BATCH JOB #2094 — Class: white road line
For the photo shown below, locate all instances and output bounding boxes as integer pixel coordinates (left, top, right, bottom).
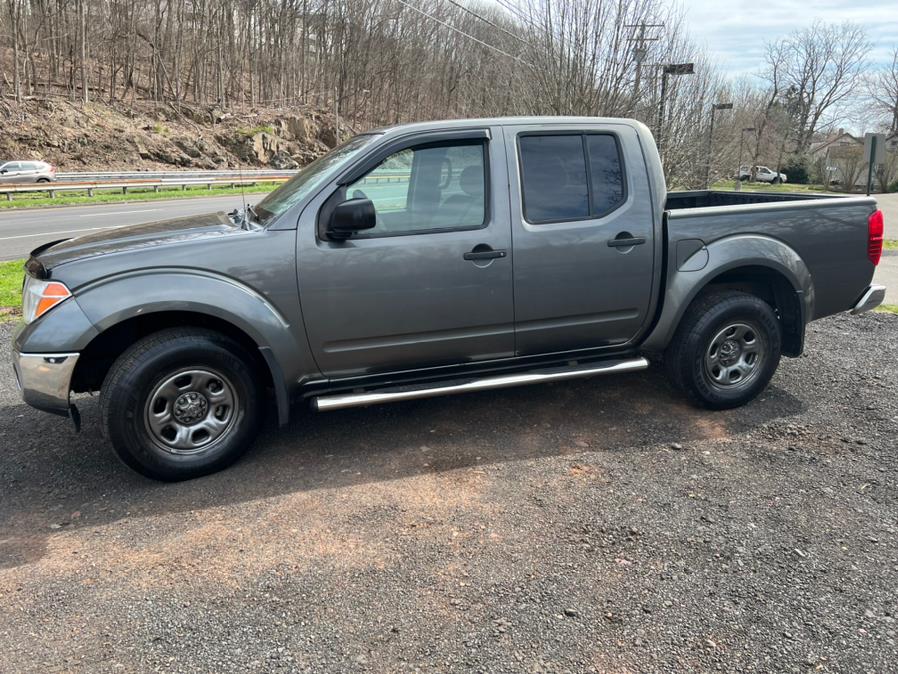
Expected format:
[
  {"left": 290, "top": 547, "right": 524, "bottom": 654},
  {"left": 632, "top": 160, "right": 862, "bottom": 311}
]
[
  {"left": 0, "top": 226, "right": 106, "bottom": 241},
  {"left": 77, "top": 209, "right": 160, "bottom": 217}
]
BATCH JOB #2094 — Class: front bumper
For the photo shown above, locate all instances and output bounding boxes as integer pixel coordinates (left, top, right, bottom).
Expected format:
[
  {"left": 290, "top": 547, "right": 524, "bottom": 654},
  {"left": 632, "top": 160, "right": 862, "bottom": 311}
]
[
  {"left": 851, "top": 285, "right": 886, "bottom": 315},
  {"left": 11, "top": 350, "right": 80, "bottom": 416}
]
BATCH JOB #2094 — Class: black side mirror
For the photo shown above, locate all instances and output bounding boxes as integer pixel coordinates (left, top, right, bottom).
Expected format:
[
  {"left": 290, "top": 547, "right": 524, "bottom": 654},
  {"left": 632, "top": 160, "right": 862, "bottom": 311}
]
[
  {"left": 328, "top": 198, "right": 376, "bottom": 240},
  {"left": 0, "top": 169, "right": 7, "bottom": 174}
]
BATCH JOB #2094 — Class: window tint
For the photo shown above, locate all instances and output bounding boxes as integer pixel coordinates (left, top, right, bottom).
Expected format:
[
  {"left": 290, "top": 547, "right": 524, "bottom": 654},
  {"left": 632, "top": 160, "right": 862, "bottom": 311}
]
[
  {"left": 347, "top": 140, "right": 486, "bottom": 236},
  {"left": 519, "top": 135, "right": 588, "bottom": 222},
  {"left": 585, "top": 135, "right": 625, "bottom": 216},
  {"left": 519, "top": 133, "right": 626, "bottom": 223},
  {"left": 4, "top": 162, "right": 21, "bottom": 170}
]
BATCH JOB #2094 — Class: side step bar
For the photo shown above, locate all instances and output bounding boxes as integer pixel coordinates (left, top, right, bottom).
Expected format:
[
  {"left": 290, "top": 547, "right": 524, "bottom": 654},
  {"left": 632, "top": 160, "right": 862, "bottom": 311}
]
[{"left": 312, "top": 356, "right": 649, "bottom": 412}]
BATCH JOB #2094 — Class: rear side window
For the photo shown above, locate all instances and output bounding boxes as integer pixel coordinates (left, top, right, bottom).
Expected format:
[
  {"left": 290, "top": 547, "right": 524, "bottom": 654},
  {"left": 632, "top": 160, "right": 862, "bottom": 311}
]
[{"left": 518, "top": 133, "right": 625, "bottom": 224}]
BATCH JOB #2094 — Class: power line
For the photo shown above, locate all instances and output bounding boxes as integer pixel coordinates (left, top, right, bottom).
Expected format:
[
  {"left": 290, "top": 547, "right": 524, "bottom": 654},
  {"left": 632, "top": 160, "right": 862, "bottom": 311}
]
[
  {"left": 493, "top": 0, "right": 542, "bottom": 34},
  {"left": 393, "top": 0, "right": 534, "bottom": 68},
  {"left": 438, "top": 0, "right": 532, "bottom": 48}
]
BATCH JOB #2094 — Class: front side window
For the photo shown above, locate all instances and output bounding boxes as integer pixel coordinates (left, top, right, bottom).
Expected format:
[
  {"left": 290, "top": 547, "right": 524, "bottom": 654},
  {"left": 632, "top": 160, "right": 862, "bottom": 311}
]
[
  {"left": 518, "top": 133, "right": 626, "bottom": 224},
  {"left": 346, "top": 140, "right": 486, "bottom": 237}
]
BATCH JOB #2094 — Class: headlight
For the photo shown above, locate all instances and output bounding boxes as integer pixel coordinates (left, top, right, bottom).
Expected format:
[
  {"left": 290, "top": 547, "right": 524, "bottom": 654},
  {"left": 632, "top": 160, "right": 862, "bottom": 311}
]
[{"left": 22, "top": 277, "right": 72, "bottom": 324}]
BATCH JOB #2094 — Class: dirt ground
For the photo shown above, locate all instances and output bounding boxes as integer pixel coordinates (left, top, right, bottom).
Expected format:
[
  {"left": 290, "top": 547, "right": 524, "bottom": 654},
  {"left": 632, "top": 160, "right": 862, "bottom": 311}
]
[{"left": 1, "top": 312, "right": 897, "bottom": 673}]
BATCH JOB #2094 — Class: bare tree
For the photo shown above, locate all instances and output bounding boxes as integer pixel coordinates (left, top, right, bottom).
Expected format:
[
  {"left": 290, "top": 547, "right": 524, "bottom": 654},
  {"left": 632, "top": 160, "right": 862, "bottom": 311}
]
[
  {"left": 868, "top": 46, "right": 898, "bottom": 134},
  {"left": 762, "top": 21, "right": 870, "bottom": 156}
]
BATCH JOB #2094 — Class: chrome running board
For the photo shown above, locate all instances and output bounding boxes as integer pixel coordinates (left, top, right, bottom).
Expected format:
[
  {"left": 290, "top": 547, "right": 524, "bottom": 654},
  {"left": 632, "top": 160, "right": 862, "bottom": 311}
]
[{"left": 312, "top": 356, "right": 649, "bottom": 412}]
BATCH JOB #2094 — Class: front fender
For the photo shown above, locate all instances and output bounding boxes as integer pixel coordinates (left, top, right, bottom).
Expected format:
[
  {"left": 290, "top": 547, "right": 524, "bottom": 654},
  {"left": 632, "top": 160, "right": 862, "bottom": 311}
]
[
  {"left": 74, "top": 270, "right": 315, "bottom": 424},
  {"left": 641, "top": 234, "right": 813, "bottom": 353}
]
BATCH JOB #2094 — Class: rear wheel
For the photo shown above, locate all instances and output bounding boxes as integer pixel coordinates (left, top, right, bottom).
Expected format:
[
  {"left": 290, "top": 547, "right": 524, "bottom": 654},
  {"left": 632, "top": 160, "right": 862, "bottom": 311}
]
[
  {"left": 36, "top": 177, "right": 50, "bottom": 183},
  {"left": 100, "top": 328, "right": 264, "bottom": 481},
  {"left": 665, "top": 290, "right": 782, "bottom": 409}
]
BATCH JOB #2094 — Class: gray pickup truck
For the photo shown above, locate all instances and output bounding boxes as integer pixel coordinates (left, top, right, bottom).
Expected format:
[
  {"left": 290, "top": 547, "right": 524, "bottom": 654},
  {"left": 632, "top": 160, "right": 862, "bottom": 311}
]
[{"left": 12, "top": 117, "right": 886, "bottom": 480}]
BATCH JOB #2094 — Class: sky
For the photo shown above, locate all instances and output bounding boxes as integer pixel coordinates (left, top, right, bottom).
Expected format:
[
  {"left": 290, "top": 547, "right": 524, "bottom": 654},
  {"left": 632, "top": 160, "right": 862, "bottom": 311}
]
[{"left": 681, "top": 0, "right": 898, "bottom": 78}]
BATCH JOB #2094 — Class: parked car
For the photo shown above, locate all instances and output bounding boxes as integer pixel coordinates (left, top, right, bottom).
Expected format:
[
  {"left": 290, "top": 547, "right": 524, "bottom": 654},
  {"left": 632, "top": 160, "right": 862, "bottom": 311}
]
[
  {"left": 12, "top": 117, "right": 886, "bottom": 480},
  {"left": 737, "top": 164, "right": 787, "bottom": 184},
  {"left": 0, "top": 160, "right": 56, "bottom": 183}
]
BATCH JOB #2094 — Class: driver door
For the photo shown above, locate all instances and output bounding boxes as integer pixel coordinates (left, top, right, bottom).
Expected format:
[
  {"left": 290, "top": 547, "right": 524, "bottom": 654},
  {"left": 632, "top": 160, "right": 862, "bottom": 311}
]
[{"left": 297, "top": 128, "right": 515, "bottom": 378}]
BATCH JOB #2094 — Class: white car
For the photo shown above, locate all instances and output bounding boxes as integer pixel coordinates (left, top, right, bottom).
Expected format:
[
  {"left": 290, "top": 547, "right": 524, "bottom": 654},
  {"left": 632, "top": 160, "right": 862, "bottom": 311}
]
[{"left": 737, "top": 165, "right": 787, "bottom": 184}]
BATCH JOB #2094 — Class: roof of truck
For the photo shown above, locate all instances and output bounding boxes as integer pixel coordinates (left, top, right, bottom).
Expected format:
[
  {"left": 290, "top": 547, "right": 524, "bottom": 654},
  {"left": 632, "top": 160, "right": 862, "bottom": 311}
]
[{"left": 367, "top": 116, "right": 647, "bottom": 136}]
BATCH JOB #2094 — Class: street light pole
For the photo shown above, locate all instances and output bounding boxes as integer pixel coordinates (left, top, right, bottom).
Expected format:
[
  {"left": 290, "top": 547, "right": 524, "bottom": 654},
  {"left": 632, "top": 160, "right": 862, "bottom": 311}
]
[
  {"left": 655, "top": 62, "right": 694, "bottom": 162},
  {"left": 736, "top": 127, "right": 756, "bottom": 192},
  {"left": 705, "top": 102, "right": 732, "bottom": 189}
]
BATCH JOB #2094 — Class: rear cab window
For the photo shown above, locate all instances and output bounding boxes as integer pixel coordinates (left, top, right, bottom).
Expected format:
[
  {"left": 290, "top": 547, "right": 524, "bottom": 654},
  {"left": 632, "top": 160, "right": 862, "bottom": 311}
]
[{"left": 518, "top": 132, "right": 626, "bottom": 224}]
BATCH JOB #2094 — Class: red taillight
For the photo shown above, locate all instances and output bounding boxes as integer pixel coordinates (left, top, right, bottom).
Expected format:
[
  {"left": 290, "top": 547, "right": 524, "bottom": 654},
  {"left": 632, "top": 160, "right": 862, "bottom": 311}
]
[{"left": 868, "top": 209, "right": 884, "bottom": 266}]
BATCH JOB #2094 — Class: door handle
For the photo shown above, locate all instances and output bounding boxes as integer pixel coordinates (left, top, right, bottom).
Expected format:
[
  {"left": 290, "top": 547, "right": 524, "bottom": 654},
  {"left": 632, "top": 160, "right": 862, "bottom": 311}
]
[
  {"left": 607, "top": 233, "right": 646, "bottom": 248},
  {"left": 464, "top": 246, "right": 507, "bottom": 261}
]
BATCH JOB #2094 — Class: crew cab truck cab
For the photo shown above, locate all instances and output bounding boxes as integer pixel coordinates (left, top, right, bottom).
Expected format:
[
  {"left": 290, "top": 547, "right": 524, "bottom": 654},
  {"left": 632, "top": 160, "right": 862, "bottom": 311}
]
[{"left": 12, "top": 117, "right": 887, "bottom": 481}]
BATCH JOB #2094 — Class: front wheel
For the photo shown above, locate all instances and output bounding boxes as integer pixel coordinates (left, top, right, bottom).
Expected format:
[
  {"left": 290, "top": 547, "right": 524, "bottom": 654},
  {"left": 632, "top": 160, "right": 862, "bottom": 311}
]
[
  {"left": 100, "top": 328, "right": 264, "bottom": 480},
  {"left": 664, "top": 290, "right": 782, "bottom": 409},
  {"left": 772, "top": 177, "right": 781, "bottom": 185}
]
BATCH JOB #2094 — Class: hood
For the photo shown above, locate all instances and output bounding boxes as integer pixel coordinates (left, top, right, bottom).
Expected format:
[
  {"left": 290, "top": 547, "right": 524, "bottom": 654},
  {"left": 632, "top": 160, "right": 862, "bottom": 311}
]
[{"left": 32, "top": 211, "right": 245, "bottom": 271}]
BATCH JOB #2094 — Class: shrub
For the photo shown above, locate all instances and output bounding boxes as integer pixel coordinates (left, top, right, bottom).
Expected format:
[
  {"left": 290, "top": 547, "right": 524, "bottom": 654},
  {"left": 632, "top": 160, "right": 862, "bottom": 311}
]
[{"left": 781, "top": 159, "right": 809, "bottom": 184}]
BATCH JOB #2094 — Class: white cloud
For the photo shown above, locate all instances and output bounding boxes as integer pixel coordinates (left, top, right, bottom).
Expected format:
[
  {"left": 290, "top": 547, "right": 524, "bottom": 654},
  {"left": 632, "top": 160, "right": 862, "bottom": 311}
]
[{"left": 680, "top": 0, "right": 898, "bottom": 77}]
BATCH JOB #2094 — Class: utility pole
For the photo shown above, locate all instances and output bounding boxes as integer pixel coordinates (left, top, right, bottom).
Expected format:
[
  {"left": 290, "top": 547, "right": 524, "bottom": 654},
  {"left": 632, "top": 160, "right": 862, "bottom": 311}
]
[
  {"left": 705, "top": 102, "right": 733, "bottom": 188},
  {"left": 736, "top": 127, "right": 756, "bottom": 191},
  {"left": 625, "top": 22, "right": 663, "bottom": 117}
]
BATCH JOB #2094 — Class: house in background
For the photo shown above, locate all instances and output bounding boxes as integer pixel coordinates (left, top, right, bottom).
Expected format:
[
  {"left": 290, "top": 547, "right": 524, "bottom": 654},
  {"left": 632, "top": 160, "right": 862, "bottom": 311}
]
[{"left": 808, "top": 129, "right": 898, "bottom": 191}]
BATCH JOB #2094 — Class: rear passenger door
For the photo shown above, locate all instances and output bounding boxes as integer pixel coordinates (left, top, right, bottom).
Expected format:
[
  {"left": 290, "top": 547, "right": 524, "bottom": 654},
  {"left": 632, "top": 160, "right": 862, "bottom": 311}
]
[{"left": 503, "top": 123, "right": 656, "bottom": 355}]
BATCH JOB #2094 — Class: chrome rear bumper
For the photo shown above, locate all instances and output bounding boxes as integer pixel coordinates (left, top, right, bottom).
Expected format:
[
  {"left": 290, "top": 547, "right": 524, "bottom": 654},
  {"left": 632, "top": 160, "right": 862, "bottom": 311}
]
[
  {"left": 11, "top": 350, "right": 80, "bottom": 416},
  {"left": 851, "top": 285, "right": 886, "bottom": 315}
]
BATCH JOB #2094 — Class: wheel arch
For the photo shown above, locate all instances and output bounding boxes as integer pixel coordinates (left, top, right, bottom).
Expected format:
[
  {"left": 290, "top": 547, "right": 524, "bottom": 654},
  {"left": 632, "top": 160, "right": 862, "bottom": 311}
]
[
  {"left": 642, "top": 234, "right": 813, "bottom": 357},
  {"left": 69, "top": 270, "right": 311, "bottom": 425}
]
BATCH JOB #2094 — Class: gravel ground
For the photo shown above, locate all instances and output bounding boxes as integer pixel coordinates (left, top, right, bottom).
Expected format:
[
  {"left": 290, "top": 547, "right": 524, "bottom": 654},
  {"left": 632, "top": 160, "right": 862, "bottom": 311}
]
[{"left": 1, "top": 313, "right": 897, "bottom": 673}]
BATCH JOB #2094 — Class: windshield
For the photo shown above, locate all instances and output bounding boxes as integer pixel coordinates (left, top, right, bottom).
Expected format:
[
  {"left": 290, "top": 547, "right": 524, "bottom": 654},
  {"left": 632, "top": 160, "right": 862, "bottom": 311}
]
[{"left": 253, "top": 134, "right": 380, "bottom": 226}]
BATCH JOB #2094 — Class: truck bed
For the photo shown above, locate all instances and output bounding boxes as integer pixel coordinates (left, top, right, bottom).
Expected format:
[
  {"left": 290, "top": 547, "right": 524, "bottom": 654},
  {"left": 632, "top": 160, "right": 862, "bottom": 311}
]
[
  {"left": 663, "top": 190, "right": 877, "bottom": 320},
  {"left": 666, "top": 189, "right": 835, "bottom": 210}
]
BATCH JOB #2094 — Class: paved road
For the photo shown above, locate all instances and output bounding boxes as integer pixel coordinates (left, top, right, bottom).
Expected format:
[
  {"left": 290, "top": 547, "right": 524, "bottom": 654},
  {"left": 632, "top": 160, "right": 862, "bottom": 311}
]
[
  {"left": 0, "top": 195, "right": 249, "bottom": 261},
  {"left": 877, "top": 192, "right": 898, "bottom": 241}
]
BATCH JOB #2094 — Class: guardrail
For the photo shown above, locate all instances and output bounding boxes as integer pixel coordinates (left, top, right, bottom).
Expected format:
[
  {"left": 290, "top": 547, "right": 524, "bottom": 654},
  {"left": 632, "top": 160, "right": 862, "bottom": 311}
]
[
  {"left": 56, "top": 169, "right": 298, "bottom": 182},
  {"left": 0, "top": 177, "right": 288, "bottom": 201}
]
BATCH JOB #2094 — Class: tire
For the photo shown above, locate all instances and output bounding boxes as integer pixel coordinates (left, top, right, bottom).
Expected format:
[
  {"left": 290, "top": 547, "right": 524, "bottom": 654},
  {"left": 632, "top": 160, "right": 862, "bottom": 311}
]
[
  {"left": 772, "top": 177, "right": 781, "bottom": 185},
  {"left": 664, "top": 290, "right": 782, "bottom": 410},
  {"left": 36, "top": 177, "right": 51, "bottom": 183},
  {"left": 100, "top": 327, "right": 264, "bottom": 481}
]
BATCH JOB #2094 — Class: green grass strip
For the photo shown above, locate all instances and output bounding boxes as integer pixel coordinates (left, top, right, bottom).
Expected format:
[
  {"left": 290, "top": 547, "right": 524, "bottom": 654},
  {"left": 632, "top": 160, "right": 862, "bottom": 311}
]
[{"left": 0, "top": 259, "right": 24, "bottom": 321}]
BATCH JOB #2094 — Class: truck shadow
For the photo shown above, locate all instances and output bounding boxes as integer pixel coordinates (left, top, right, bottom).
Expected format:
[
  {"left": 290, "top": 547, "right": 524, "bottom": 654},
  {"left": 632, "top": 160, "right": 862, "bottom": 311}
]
[{"left": 0, "top": 370, "right": 805, "bottom": 569}]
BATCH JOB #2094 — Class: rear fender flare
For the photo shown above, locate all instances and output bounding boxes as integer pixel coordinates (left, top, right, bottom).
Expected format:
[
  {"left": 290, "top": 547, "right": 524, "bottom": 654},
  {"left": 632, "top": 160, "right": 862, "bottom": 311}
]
[{"left": 641, "top": 234, "right": 813, "bottom": 353}]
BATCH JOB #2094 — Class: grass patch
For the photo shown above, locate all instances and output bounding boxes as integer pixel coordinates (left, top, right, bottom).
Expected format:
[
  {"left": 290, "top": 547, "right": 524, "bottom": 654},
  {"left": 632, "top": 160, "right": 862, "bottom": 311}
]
[
  {"left": 0, "top": 182, "right": 280, "bottom": 210},
  {"left": 711, "top": 180, "right": 827, "bottom": 193},
  {"left": 884, "top": 240, "right": 898, "bottom": 251},
  {"left": 237, "top": 124, "right": 275, "bottom": 137},
  {"left": 0, "top": 259, "right": 25, "bottom": 322},
  {"left": 876, "top": 304, "right": 898, "bottom": 315}
]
